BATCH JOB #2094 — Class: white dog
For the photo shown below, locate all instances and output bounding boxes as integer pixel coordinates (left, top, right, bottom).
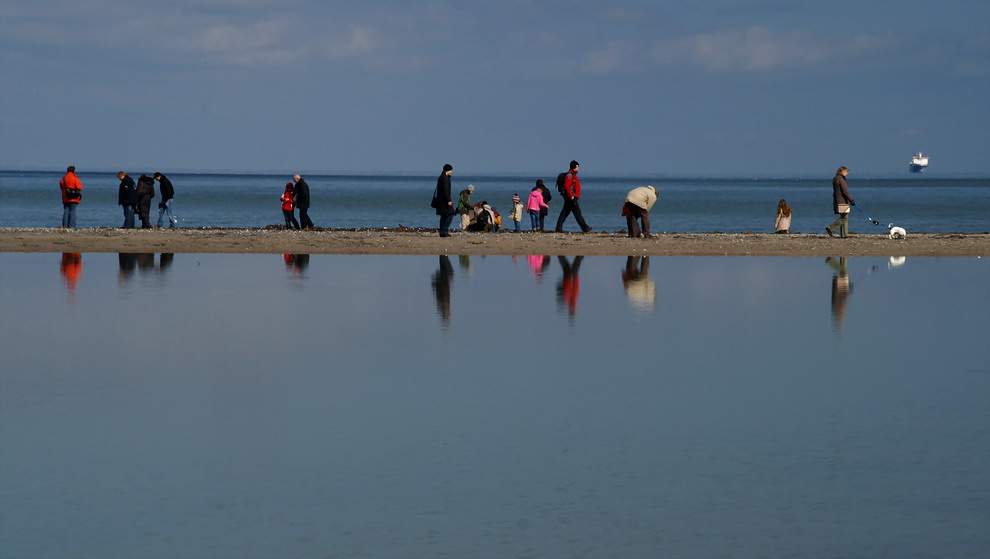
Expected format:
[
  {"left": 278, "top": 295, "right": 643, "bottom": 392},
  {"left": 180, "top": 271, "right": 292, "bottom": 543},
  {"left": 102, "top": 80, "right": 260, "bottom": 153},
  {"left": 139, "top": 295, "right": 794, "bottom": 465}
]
[{"left": 888, "top": 223, "right": 906, "bottom": 239}]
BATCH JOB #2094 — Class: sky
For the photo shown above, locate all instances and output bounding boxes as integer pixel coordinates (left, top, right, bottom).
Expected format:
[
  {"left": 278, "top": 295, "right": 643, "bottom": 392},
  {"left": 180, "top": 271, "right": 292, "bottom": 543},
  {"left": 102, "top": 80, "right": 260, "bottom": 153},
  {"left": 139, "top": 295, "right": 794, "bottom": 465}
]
[{"left": 1, "top": 0, "right": 988, "bottom": 176}]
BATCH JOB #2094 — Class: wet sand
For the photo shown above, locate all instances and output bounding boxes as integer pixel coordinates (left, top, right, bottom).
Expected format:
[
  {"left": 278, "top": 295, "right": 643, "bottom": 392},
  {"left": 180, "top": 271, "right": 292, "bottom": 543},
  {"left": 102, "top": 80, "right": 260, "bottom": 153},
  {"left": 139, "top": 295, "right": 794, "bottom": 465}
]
[{"left": 2, "top": 227, "right": 987, "bottom": 256}]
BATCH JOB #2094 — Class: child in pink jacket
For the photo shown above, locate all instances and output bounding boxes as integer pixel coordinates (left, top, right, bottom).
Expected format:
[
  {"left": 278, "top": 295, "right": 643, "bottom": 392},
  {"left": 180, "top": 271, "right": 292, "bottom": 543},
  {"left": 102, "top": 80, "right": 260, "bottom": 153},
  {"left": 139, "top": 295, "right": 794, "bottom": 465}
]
[{"left": 526, "top": 187, "right": 548, "bottom": 231}]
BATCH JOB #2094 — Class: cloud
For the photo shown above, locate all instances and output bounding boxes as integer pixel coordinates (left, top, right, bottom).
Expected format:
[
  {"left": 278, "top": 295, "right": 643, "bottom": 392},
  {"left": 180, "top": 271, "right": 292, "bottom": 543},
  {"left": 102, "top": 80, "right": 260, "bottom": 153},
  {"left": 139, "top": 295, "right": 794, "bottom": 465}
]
[{"left": 651, "top": 26, "right": 897, "bottom": 72}]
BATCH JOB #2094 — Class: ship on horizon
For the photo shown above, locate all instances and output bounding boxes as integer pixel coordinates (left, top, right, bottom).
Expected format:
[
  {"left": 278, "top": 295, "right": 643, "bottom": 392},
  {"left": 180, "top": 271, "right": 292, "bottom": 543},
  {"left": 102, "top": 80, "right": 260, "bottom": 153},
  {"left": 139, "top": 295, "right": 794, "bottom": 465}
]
[{"left": 909, "top": 152, "right": 930, "bottom": 173}]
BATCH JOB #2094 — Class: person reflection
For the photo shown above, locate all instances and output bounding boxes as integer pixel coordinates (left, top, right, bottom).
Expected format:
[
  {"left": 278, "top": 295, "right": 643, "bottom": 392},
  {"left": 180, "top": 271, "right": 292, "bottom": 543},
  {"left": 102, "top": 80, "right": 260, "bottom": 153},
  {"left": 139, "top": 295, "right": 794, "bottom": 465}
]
[
  {"left": 826, "top": 256, "right": 853, "bottom": 333},
  {"left": 159, "top": 253, "right": 174, "bottom": 274},
  {"left": 622, "top": 256, "right": 656, "bottom": 312},
  {"left": 283, "top": 254, "right": 310, "bottom": 277},
  {"left": 556, "top": 256, "right": 583, "bottom": 318},
  {"left": 118, "top": 253, "right": 138, "bottom": 285},
  {"left": 527, "top": 255, "right": 551, "bottom": 282},
  {"left": 432, "top": 255, "right": 454, "bottom": 327},
  {"left": 60, "top": 252, "right": 82, "bottom": 303}
]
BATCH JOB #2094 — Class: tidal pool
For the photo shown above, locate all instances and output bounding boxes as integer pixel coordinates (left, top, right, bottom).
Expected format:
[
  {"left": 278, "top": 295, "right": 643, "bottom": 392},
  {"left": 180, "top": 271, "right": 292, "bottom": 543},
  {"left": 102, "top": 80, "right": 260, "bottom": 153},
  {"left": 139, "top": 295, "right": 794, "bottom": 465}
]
[{"left": 1, "top": 253, "right": 988, "bottom": 558}]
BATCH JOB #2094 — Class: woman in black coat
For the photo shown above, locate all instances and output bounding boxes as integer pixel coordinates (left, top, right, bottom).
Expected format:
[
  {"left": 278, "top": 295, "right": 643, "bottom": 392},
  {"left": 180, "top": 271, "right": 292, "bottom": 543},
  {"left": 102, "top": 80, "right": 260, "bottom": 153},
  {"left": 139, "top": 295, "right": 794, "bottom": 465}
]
[
  {"left": 135, "top": 174, "right": 155, "bottom": 229},
  {"left": 434, "top": 164, "right": 456, "bottom": 237}
]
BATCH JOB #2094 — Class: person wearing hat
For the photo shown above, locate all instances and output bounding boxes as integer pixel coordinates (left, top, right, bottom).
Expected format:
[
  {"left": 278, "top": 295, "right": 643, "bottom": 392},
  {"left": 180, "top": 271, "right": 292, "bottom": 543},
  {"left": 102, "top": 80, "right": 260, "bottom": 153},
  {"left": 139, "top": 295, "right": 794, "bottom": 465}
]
[
  {"left": 622, "top": 184, "right": 659, "bottom": 238},
  {"left": 434, "top": 164, "right": 456, "bottom": 237},
  {"left": 554, "top": 160, "right": 592, "bottom": 233},
  {"left": 456, "top": 183, "right": 475, "bottom": 231},
  {"left": 509, "top": 193, "right": 524, "bottom": 232}
]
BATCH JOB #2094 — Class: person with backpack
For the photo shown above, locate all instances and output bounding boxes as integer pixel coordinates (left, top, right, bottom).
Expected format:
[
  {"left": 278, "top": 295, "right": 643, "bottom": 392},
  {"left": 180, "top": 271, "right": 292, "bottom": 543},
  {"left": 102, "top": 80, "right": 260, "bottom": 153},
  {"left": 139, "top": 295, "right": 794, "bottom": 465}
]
[{"left": 554, "top": 160, "right": 592, "bottom": 233}]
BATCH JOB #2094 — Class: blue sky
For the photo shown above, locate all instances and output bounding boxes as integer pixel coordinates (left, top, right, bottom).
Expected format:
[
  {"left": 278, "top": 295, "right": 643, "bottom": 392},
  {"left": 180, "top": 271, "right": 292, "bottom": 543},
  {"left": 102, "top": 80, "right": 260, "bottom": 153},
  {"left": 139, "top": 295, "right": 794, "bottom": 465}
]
[{"left": 1, "top": 0, "right": 987, "bottom": 176}]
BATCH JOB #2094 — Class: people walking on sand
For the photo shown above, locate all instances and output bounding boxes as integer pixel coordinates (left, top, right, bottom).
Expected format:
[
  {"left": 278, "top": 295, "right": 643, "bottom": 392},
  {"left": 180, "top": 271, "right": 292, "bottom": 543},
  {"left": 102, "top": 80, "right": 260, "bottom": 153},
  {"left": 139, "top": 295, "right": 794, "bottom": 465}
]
[
  {"left": 826, "top": 166, "right": 854, "bottom": 238},
  {"left": 117, "top": 171, "right": 137, "bottom": 229},
  {"left": 457, "top": 184, "right": 475, "bottom": 231},
  {"left": 775, "top": 199, "right": 792, "bottom": 233},
  {"left": 281, "top": 182, "right": 300, "bottom": 229},
  {"left": 434, "top": 164, "right": 456, "bottom": 237},
  {"left": 59, "top": 166, "right": 83, "bottom": 228},
  {"left": 136, "top": 174, "right": 155, "bottom": 228},
  {"left": 509, "top": 194, "right": 523, "bottom": 232},
  {"left": 526, "top": 186, "right": 548, "bottom": 231},
  {"left": 554, "top": 160, "right": 592, "bottom": 233},
  {"left": 154, "top": 172, "right": 178, "bottom": 229},
  {"left": 293, "top": 174, "right": 315, "bottom": 229},
  {"left": 622, "top": 184, "right": 659, "bottom": 238},
  {"left": 536, "top": 179, "right": 552, "bottom": 231}
]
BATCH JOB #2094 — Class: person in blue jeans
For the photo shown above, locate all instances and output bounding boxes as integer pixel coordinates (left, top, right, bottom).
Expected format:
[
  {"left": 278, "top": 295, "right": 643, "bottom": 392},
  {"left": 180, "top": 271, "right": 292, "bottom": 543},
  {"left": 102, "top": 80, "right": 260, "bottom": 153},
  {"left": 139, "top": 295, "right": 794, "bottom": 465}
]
[
  {"left": 154, "top": 172, "right": 178, "bottom": 228},
  {"left": 526, "top": 186, "right": 547, "bottom": 231}
]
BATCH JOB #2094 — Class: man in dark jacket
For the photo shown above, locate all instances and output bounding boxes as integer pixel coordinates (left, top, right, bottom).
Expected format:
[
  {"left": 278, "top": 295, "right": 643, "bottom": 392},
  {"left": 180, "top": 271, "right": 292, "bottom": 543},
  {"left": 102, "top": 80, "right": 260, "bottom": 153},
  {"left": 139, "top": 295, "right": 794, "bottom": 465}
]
[
  {"left": 154, "top": 172, "right": 178, "bottom": 228},
  {"left": 826, "top": 166, "right": 855, "bottom": 238},
  {"left": 293, "top": 174, "right": 315, "bottom": 229},
  {"left": 434, "top": 164, "right": 456, "bottom": 237},
  {"left": 117, "top": 171, "right": 138, "bottom": 229},
  {"left": 554, "top": 160, "right": 592, "bottom": 233}
]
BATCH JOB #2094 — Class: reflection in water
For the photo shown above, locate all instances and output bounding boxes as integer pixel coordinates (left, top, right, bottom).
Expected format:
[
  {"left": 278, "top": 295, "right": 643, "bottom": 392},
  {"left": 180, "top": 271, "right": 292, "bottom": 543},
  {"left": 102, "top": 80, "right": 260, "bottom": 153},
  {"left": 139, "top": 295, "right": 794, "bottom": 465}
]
[
  {"left": 622, "top": 256, "right": 656, "bottom": 312},
  {"left": 432, "top": 255, "right": 454, "bottom": 328},
  {"left": 889, "top": 256, "right": 907, "bottom": 268},
  {"left": 826, "top": 256, "right": 853, "bottom": 334},
  {"left": 527, "top": 255, "right": 551, "bottom": 282},
  {"left": 282, "top": 254, "right": 310, "bottom": 277},
  {"left": 60, "top": 253, "right": 82, "bottom": 303},
  {"left": 556, "top": 256, "right": 583, "bottom": 318},
  {"left": 118, "top": 253, "right": 175, "bottom": 286}
]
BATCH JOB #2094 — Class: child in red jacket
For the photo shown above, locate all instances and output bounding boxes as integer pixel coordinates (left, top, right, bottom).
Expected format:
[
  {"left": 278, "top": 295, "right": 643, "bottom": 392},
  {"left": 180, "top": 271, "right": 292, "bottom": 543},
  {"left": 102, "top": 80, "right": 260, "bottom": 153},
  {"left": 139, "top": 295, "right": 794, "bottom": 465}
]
[{"left": 280, "top": 182, "right": 300, "bottom": 229}]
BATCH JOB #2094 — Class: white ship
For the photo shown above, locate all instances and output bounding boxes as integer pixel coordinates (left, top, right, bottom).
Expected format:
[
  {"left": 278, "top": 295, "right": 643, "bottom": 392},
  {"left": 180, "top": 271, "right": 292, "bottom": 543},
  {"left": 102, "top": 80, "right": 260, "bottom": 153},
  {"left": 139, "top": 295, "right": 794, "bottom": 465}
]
[{"left": 909, "top": 152, "right": 929, "bottom": 173}]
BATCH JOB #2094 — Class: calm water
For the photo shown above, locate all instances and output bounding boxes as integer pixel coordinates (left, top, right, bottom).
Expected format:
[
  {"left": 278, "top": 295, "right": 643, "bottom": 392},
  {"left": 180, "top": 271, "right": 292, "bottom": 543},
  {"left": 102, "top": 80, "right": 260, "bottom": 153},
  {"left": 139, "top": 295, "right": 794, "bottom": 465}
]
[
  {"left": 2, "top": 169, "right": 989, "bottom": 233},
  {"left": 1, "top": 253, "right": 988, "bottom": 558}
]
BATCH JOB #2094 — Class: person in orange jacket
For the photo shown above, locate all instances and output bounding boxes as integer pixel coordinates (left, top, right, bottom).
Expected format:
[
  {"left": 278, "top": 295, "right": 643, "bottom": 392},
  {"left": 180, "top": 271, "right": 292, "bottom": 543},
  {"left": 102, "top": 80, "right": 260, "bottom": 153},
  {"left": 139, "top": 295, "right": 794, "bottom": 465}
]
[{"left": 59, "top": 166, "right": 83, "bottom": 228}]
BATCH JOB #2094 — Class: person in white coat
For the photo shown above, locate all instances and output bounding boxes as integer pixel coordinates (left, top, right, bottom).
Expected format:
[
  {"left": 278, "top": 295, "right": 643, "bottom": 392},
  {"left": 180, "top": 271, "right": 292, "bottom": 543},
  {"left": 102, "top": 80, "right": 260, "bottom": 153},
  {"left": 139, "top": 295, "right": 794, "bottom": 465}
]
[{"left": 622, "top": 185, "right": 659, "bottom": 238}]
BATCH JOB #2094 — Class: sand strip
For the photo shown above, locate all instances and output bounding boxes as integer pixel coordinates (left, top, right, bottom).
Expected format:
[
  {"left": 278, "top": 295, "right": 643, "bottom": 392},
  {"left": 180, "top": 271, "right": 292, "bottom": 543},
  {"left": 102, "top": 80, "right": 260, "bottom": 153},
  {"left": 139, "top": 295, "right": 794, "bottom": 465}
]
[{"left": 1, "top": 227, "right": 987, "bottom": 257}]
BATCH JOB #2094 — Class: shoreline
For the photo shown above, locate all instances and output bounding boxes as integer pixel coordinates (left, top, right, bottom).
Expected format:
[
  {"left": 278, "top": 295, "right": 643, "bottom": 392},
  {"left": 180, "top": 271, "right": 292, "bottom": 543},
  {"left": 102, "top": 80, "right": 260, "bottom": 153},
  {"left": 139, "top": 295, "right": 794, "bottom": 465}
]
[{"left": 1, "top": 227, "right": 988, "bottom": 257}]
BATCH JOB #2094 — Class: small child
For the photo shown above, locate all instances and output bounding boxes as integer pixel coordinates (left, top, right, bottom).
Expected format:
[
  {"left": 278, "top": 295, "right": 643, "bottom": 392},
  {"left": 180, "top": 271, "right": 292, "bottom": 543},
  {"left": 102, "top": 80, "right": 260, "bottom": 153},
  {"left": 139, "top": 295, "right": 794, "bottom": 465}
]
[
  {"left": 281, "top": 182, "right": 300, "bottom": 229},
  {"left": 775, "top": 199, "right": 791, "bottom": 233},
  {"left": 526, "top": 187, "right": 548, "bottom": 231},
  {"left": 510, "top": 194, "right": 524, "bottom": 232}
]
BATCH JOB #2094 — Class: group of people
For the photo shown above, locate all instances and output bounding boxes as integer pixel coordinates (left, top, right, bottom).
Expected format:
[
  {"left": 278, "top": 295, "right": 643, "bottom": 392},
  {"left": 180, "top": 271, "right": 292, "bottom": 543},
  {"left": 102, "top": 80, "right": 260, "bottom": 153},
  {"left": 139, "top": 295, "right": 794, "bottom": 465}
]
[
  {"left": 57, "top": 166, "right": 177, "bottom": 229},
  {"left": 59, "top": 162, "right": 859, "bottom": 238},
  {"left": 435, "top": 160, "right": 601, "bottom": 238}
]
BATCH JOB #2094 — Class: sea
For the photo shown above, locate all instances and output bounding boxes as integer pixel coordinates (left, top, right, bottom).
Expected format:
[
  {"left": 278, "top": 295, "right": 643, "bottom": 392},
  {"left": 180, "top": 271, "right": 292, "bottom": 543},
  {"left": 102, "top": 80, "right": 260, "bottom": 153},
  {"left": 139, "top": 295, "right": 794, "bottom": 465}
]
[
  {"left": 2, "top": 169, "right": 988, "bottom": 233},
  {"left": 2, "top": 253, "right": 988, "bottom": 558}
]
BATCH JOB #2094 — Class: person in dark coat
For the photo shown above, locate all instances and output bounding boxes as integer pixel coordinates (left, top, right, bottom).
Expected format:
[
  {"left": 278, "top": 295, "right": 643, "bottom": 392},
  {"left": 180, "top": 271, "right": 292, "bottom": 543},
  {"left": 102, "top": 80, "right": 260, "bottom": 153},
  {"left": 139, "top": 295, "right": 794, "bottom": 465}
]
[
  {"left": 434, "top": 164, "right": 456, "bottom": 237},
  {"left": 116, "top": 171, "right": 138, "bottom": 229},
  {"left": 135, "top": 174, "right": 155, "bottom": 228},
  {"left": 292, "top": 174, "right": 315, "bottom": 229},
  {"left": 154, "top": 172, "right": 178, "bottom": 228},
  {"left": 536, "top": 179, "right": 552, "bottom": 231},
  {"left": 826, "top": 166, "right": 855, "bottom": 238}
]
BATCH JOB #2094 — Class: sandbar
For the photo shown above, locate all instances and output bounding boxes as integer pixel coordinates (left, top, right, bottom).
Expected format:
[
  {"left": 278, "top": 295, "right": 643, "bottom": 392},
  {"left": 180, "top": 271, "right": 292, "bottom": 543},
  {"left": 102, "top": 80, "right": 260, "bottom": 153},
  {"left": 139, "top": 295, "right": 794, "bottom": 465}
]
[{"left": 1, "top": 227, "right": 987, "bottom": 256}]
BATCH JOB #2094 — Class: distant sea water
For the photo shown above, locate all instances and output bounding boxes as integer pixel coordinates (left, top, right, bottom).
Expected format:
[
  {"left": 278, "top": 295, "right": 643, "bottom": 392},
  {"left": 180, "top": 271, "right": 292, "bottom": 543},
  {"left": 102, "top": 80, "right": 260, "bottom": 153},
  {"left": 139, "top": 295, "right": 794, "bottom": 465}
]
[{"left": 1, "top": 170, "right": 988, "bottom": 234}]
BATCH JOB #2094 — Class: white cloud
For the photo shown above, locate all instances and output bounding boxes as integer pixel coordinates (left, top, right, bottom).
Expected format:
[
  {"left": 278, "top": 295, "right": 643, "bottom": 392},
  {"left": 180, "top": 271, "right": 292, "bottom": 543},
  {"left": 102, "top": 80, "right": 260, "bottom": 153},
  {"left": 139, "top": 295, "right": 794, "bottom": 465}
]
[{"left": 651, "top": 26, "right": 897, "bottom": 72}]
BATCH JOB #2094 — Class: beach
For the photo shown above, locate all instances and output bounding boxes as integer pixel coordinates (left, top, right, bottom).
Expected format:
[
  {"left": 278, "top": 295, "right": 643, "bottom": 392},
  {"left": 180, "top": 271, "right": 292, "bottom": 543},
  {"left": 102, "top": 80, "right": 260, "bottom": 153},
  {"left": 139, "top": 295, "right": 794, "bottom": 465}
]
[{"left": 1, "top": 227, "right": 987, "bottom": 256}]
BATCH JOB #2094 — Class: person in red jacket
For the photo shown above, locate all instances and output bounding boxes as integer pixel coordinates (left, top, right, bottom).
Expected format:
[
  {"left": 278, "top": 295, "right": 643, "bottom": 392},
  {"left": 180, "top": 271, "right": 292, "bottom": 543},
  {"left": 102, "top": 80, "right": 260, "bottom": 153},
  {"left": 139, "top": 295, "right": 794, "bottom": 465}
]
[
  {"left": 554, "top": 160, "right": 592, "bottom": 233},
  {"left": 59, "top": 166, "right": 83, "bottom": 228},
  {"left": 280, "top": 182, "right": 300, "bottom": 229}
]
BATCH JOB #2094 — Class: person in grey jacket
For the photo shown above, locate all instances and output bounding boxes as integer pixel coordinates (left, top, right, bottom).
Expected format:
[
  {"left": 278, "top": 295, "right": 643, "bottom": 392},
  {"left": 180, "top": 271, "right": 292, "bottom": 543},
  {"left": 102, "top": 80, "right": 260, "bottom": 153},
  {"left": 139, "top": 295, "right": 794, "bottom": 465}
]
[{"left": 826, "top": 166, "right": 855, "bottom": 238}]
